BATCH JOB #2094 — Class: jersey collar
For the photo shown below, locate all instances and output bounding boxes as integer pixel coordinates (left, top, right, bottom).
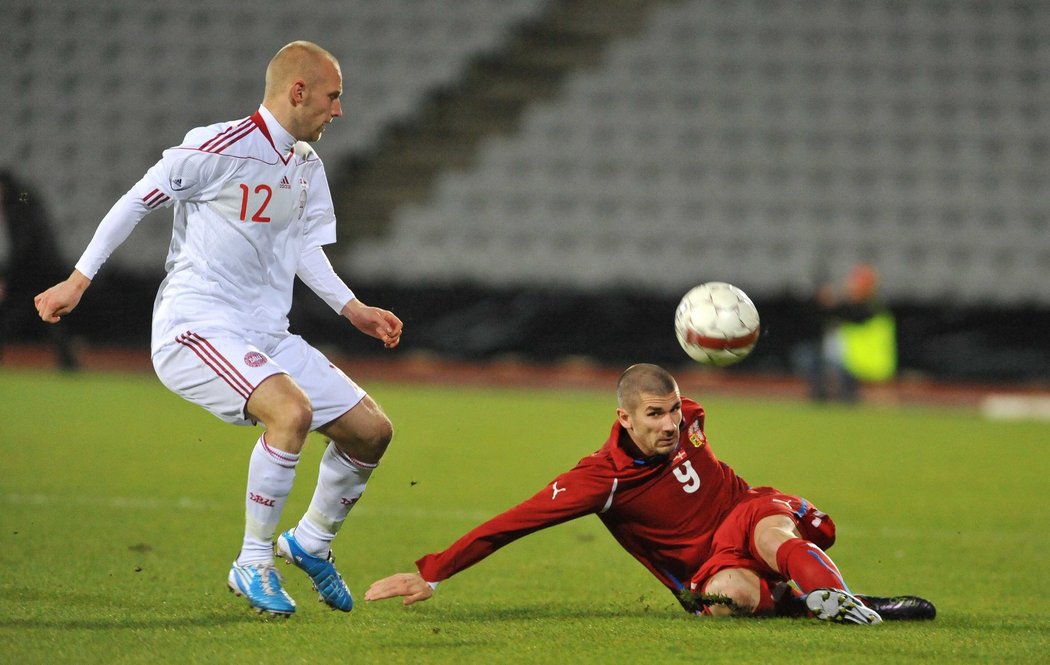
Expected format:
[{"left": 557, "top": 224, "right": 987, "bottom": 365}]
[
  {"left": 254, "top": 105, "right": 297, "bottom": 158},
  {"left": 608, "top": 422, "right": 677, "bottom": 470}
]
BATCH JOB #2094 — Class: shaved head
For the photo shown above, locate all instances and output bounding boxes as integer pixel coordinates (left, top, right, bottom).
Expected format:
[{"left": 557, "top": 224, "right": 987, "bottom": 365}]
[
  {"left": 616, "top": 364, "right": 679, "bottom": 410},
  {"left": 264, "top": 41, "right": 339, "bottom": 102},
  {"left": 261, "top": 41, "right": 344, "bottom": 143}
]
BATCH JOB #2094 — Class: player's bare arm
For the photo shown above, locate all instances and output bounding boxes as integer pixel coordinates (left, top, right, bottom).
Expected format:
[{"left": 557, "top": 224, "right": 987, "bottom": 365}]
[
  {"left": 35, "top": 270, "right": 91, "bottom": 323},
  {"left": 342, "top": 298, "right": 403, "bottom": 349},
  {"left": 364, "top": 572, "right": 433, "bottom": 606}
]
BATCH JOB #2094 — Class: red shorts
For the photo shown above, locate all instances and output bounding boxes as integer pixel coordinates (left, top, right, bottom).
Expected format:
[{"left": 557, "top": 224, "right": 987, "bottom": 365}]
[{"left": 689, "top": 487, "right": 836, "bottom": 592}]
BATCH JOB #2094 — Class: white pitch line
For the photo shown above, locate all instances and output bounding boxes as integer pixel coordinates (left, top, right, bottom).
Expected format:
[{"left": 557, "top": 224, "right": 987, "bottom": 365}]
[{"left": 981, "top": 394, "right": 1050, "bottom": 421}]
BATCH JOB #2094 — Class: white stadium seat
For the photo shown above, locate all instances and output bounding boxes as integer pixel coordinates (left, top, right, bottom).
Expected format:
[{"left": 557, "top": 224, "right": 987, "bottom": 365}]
[{"left": 3, "top": 0, "right": 1047, "bottom": 305}]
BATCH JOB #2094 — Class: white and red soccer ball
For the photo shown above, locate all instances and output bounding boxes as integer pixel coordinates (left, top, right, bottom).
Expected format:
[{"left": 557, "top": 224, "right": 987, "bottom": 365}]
[{"left": 674, "top": 282, "right": 760, "bottom": 367}]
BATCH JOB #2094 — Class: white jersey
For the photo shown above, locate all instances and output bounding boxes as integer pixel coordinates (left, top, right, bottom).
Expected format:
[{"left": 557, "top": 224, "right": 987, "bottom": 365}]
[{"left": 76, "top": 105, "right": 352, "bottom": 353}]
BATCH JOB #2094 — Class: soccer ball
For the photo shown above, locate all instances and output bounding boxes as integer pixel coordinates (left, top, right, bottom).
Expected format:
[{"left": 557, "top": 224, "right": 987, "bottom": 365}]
[{"left": 674, "top": 282, "right": 760, "bottom": 366}]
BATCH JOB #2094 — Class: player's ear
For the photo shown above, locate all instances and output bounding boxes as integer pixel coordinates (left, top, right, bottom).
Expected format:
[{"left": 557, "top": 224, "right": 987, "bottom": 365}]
[
  {"left": 290, "top": 79, "right": 307, "bottom": 105},
  {"left": 616, "top": 408, "right": 632, "bottom": 431}
]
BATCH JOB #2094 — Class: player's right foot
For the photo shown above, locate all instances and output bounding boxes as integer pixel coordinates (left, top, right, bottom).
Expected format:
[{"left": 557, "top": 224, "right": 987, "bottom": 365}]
[
  {"left": 805, "top": 588, "right": 883, "bottom": 625},
  {"left": 277, "top": 529, "right": 353, "bottom": 612},
  {"left": 227, "top": 561, "right": 296, "bottom": 617},
  {"left": 856, "top": 594, "right": 936, "bottom": 620}
]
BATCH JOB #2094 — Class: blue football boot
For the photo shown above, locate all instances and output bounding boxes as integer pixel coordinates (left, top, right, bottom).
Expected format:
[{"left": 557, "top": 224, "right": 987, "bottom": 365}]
[
  {"left": 227, "top": 561, "right": 296, "bottom": 617},
  {"left": 277, "top": 529, "right": 353, "bottom": 612}
]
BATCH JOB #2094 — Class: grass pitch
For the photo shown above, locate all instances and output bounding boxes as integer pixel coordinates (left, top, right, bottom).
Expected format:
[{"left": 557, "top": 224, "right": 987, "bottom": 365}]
[{"left": 1, "top": 368, "right": 1048, "bottom": 664}]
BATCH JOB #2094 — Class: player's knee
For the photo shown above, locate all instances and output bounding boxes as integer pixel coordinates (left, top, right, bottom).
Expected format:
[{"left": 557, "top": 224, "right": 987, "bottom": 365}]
[
  {"left": 377, "top": 415, "right": 394, "bottom": 447},
  {"left": 362, "top": 413, "right": 393, "bottom": 459},
  {"left": 329, "top": 411, "right": 393, "bottom": 463},
  {"left": 248, "top": 375, "right": 315, "bottom": 440},
  {"left": 272, "top": 399, "right": 313, "bottom": 439},
  {"left": 703, "top": 576, "right": 760, "bottom": 617}
]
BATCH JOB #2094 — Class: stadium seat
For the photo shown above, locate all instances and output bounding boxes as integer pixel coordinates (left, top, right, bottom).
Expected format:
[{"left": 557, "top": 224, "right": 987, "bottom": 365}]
[{"left": 4, "top": 0, "right": 1048, "bottom": 305}]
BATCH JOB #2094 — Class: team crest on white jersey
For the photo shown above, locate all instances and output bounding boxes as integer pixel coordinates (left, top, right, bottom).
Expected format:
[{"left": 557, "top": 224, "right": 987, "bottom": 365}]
[
  {"left": 688, "top": 420, "right": 706, "bottom": 448},
  {"left": 297, "top": 178, "right": 309, "bottom": 220},
  {"left": 244, "top": 351, "right": 267, "bottom": 367}
]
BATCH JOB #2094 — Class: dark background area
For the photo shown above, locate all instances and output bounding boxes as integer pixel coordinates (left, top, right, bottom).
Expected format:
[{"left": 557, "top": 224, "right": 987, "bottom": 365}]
[{"left": 14, "top": 269, "right": 1048, "bottom": 386}]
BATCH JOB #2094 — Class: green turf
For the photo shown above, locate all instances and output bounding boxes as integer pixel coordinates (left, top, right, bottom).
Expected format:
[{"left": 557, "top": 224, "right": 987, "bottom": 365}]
[{"left": 1, "top": 368, "right": 1048, "bottom": 664}]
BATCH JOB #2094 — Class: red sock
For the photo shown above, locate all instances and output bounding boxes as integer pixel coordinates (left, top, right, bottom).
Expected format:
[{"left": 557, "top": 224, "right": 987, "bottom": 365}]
[{"left": 774, "top": 538, "right": 849, "bottom": 594}]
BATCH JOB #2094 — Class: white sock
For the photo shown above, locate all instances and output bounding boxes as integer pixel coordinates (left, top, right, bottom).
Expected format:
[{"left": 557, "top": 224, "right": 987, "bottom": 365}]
[
  {"left": 293, "top": 441, "right": 375, "bottom": 557},
  {"left": 236, "top": 434, "right": 299, "bottom": 565}
]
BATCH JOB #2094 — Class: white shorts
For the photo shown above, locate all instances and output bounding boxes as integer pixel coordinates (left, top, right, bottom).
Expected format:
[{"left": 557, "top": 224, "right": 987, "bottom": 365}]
[{"left": 152, "top": 327, "right": 366, "bottom": 429}]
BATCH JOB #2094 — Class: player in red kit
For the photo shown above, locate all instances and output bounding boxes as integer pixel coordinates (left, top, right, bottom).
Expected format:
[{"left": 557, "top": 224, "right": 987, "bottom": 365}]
[{"left": 366, "top": 364, "right": 934, "bottom": 623}]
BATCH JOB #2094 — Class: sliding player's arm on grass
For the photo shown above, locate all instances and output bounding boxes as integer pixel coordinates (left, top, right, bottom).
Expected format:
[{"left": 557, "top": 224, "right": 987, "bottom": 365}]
[{"left": 365, "top": 462, "right": 612, "bottom": 605}]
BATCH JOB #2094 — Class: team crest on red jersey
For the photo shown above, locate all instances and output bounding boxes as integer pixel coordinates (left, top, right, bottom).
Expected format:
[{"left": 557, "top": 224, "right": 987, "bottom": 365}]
[
  {"left": 687, "top": 419, "right": 706, "bottom": 447},
  {"left": 244, "top": 351, "right": 267, "bottom": 367}
]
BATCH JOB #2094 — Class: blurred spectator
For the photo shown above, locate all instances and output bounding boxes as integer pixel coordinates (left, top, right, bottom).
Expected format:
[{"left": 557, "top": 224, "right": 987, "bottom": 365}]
[
  {"left": 795, "top": 264, "right": 896, "bottom": 402},
  {"left": 0, "top": 170, "right": 78, "bottom": 369}
]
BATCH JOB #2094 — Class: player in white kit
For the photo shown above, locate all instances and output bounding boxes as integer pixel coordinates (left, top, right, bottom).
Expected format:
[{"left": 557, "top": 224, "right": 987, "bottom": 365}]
[{"left": 34, "top": 41, "right": 402, "bottom": 617}]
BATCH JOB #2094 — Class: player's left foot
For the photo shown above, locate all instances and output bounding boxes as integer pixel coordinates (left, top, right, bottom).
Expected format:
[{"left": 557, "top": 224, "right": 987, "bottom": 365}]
[
  {"left": 806, "top": 588, "right": 883, "bottom": 625},
  {"left": 856, "top": 594, "right": 936, "bottom": 620},
  {"left": 276, "top": 529, "right": 353, "bottom": 612}
]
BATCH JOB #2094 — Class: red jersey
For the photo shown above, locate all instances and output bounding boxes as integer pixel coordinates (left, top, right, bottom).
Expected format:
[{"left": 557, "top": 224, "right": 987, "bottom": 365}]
[{"left": 416, "top": 398, "right": 753, "bottom": 595}]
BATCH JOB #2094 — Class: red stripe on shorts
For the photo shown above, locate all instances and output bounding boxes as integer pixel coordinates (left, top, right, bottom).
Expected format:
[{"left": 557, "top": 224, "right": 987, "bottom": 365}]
[{"left": 176, "top": 331, "right": 254, "bottom": 400}]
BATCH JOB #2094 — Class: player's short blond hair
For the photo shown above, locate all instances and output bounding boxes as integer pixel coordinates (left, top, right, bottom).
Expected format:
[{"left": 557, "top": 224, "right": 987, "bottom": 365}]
[
  {"left": 264, "top": 41, "right": 339, "bottom": 99},
  {"left": 616, "top": 364, "right": 678, "bottom": 409}
]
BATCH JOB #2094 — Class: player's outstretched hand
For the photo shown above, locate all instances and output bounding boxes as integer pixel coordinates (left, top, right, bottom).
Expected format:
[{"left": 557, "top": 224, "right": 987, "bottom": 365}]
[
  {"left": 342, "top": 299, "right": 403, "bottom": 349},
  {"left": 34, "top": 271, "right": 90, "bottom": 323},
  {"left": 365, "top": 572, "right": 434, "bottom": 606}
]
